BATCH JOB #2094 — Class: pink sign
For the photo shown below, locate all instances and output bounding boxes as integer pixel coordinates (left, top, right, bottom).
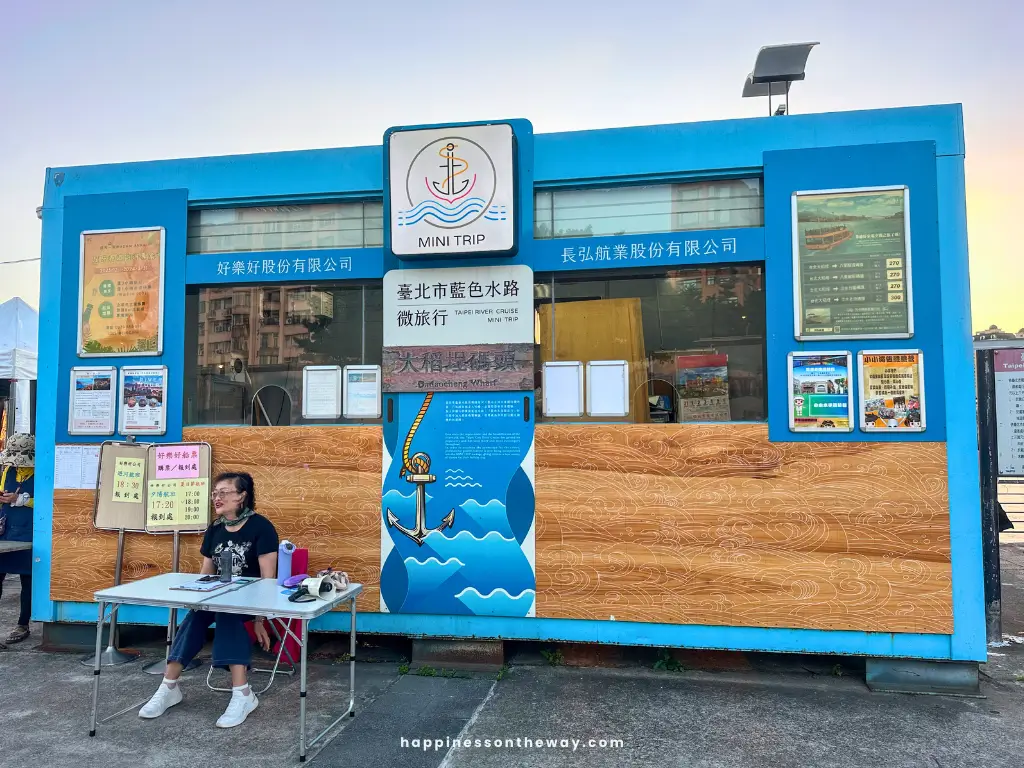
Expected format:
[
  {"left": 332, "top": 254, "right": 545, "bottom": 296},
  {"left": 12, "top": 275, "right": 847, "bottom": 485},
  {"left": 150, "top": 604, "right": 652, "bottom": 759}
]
[{"left": 155, "top": 445, "right": 201, "bottom": 479}]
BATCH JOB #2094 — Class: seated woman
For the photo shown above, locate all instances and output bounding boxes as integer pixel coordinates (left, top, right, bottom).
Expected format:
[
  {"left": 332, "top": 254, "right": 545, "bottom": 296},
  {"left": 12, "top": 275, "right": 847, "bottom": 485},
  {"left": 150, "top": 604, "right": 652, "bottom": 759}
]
[{"left": 139, "top": 471, "right": 279, "bottom": 728}]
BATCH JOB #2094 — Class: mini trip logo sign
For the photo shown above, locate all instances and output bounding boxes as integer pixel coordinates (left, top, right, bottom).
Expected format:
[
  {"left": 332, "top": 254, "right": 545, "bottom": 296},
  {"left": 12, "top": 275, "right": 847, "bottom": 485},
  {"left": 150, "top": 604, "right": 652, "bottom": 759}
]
[{"left": 388, "top": 123, "right": 516, "bottom": 257}]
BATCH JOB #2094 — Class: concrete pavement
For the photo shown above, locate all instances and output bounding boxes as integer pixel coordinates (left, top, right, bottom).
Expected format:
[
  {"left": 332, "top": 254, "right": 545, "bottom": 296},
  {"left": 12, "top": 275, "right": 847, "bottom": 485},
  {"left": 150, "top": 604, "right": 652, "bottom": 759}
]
[{"left": 3, "top": 551, "right": 1024, "bottom": 768}]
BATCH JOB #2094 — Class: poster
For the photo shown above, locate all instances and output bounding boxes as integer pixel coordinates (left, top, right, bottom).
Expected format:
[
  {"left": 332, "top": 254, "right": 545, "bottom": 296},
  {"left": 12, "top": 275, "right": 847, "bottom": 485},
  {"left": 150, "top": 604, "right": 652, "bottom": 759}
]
[
  {"left": 788, "top": 352, "right": 853, "bottom": 431},
  {"left": 344, "top": 366, "right": 382, "bottom": 418},
  {"left": 53, "top": 445, "right": 101, "bottom": 490},
  {"left": 302, "top": 366, "right": 342, "bottom": 419},
  {"left": 380, "top": 392, "right": 535, "bottom": 617},
  {"left": 68, "top": 367, "right": 116, "bottom": 435},
  {"left": 155, "top": 445, "right": 201, "bottom": 479},
  {"left": 119, "top": 366, "right": 168, "bottom": 435},
  {"left": 78, "top": 227, "right": 164, "bottom": 356},
  {"left": 147, "top": 478, "right": 209, "bottom": 531},
  {"left": 858, "top": 351, "right": 925, "bottom": 432},
  {"left": 676, "top": 354, "right": 730, "bottom": 422},
  {"left": 793, "top": 187, "right": 912, "bottom": 340},
  {"left": 112, "top": 457, "right": 144, "bottom": 503},
  {"left": 995, "top": 349, "right": 1024, "bottom": 476}
]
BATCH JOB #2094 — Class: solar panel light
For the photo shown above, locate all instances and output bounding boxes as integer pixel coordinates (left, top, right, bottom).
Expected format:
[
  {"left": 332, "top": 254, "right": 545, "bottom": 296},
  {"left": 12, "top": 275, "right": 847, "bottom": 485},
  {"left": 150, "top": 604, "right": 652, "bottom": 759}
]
[{"left": 742, "top": 42, "right": 819, "bottom": 116}]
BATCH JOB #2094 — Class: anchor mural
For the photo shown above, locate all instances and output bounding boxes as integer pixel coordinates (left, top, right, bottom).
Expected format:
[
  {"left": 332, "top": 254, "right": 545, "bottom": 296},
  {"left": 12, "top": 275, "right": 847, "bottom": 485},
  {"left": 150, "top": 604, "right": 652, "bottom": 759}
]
[{"left": 386, "top": 392, "right": 455, "bottom": 545}]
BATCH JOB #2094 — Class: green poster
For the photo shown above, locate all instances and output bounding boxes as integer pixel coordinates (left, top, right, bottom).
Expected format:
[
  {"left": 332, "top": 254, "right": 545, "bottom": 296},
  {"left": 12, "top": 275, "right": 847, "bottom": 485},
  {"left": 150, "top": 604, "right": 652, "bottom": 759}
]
[{"left": 794, "top": 187, "right": 911, "bottom": 340}]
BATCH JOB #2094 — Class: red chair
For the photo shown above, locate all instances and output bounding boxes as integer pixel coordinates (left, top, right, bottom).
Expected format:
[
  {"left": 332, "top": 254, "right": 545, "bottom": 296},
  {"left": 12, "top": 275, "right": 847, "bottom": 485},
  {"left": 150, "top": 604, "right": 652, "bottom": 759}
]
[{"left": 206, "top": 619, "right": 298, "bottom": 694}]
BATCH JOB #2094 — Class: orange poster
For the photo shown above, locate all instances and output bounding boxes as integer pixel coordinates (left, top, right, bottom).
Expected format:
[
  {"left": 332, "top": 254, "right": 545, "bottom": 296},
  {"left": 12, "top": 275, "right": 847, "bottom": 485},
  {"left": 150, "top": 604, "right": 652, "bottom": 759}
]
[{"left": 79, "top": 228, "right": 163, "bottom": 355}]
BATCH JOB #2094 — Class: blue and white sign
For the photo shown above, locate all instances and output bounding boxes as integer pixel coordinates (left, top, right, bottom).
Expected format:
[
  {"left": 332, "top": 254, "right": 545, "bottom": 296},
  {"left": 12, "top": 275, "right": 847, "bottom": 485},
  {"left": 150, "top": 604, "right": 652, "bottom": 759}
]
[
  {"left": 184, "top": 247, "right": 383, "bottom": 285},
  {"left": 386, "top": 123, "right": 518, "bottom": 258},
  {"left": 380, "top": 391, "right": 535, "bottom": 617},
  {"left": 531, "top": 227, "right": 764, "bottom": 272}
]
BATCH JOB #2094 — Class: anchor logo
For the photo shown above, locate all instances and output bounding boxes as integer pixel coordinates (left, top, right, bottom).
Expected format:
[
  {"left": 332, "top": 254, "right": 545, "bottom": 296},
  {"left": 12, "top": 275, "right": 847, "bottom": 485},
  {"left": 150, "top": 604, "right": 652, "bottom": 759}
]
[{"left": 386, "top": 393, "right": 455, "bottom": 546}]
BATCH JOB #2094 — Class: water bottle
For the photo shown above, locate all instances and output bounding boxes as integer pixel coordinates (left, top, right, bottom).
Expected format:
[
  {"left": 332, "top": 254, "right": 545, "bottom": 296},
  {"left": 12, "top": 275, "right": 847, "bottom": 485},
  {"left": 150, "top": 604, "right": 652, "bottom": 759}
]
[{"left": 219, "top": 548, "right": 233, "bottom": 582}]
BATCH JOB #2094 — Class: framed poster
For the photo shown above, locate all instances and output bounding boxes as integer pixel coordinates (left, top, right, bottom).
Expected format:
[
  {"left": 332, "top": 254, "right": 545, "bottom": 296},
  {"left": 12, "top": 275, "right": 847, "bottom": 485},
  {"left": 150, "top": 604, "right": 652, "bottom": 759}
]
[
  {"left": 302, "top": 365, "right": 342, "bottom": 420},
  {"left": 118, "top": 366, "right": 168, "bottom": 436},
  {"left": 793, "top": 186, "right": 913, "bottom": 341},
  {"left": 542, "top": 361, "right": 584, "bottom": 417},
  {"left": 78, "top": 227, "right": 165, "bottom": 356},
  {"left": 787, "top": 351, "right": 854, "bottom": 432},
  {"left": 858, "top": 350, "right": 925, "bottom": 432},
  {"left": 93, "top": 440, "right": 150, "bottom": 532},
  {"left": 343, "top": 365, "right": 382, "bottom": 419},
  {"left": 586, "top": 360, "right": 629, "bottom": 417},
  {"left": 68, "top": 366, "right": 117, "bottom": 435}
]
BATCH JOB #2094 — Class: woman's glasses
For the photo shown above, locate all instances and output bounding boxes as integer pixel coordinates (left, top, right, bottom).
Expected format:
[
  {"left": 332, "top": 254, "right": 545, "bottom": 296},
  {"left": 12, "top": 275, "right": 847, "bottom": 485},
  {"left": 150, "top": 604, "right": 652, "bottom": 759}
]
[{"left": 211, "top": 489, "right": 241, "bottom": 499}]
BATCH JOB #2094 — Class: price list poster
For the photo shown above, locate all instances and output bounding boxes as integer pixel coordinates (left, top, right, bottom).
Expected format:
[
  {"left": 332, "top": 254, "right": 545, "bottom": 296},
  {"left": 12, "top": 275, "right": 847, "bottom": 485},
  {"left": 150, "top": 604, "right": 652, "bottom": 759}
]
[{"left": 793, "top": 187, "right": 912, "bottom": 340}]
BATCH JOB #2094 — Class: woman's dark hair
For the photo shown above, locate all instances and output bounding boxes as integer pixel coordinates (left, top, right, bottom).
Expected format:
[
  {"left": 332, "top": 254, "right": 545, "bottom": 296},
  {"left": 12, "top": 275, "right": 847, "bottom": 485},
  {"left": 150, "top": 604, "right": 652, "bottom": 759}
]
[{"left": 214, "top": 471, "right": 256, "bottom": 510}]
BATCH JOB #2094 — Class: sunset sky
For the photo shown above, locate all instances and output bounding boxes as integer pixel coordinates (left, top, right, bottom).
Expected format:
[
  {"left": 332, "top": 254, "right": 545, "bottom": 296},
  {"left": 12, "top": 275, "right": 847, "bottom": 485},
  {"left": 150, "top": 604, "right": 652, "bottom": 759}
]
[{"left": 1, "top": 0, "right": 1018, "bottom": 332}]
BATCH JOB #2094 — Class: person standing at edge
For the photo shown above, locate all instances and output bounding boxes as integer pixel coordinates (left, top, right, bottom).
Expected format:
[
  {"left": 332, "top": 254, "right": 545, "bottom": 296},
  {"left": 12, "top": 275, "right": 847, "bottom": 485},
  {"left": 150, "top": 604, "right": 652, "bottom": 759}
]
[
  {"left": 138, "top": 471, "right": 279, "bottom": 728},
  {"left": 0, "top": 433, "right": 36, "bottom": 648}
]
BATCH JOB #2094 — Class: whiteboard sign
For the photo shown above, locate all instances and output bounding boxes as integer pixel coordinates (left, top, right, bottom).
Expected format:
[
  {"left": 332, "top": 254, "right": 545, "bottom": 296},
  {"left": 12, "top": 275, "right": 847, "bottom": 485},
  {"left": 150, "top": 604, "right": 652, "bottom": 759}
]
[
  {"left": 996, "top": 349, "right": 1024, "bottom": 475},
  {"left": 343, "top": 365, "right": 381, "bottom": 419},
  {"left": 542, "top": 362, "right": 583, "bottom": 417},
  {"left": 302, "top": 366, "right": 342, "bottom": 420},
  {"left": 587, "top": 360, "right": 630, "bottom": 418},
  {"left": 387, "top": 123, "right": 517, "bottom": 258},
  {"left": 69, "top": 366, "right": 117, "bottom": 435},
  {"left": 383, "top": 264, "right": 533, "bottom": 347}
]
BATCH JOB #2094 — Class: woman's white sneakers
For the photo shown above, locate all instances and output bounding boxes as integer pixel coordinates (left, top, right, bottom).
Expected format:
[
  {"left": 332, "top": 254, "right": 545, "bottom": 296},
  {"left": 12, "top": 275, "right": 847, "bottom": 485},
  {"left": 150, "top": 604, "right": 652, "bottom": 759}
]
[
  {"left": 137, "top": 680, "right": 258, "bottom": 728},
  {"left": 138, "top": 680, "right": 183, "bottom": 719},
  {"left": 216, "top": 687, "right": 259, "bottom": 728}
]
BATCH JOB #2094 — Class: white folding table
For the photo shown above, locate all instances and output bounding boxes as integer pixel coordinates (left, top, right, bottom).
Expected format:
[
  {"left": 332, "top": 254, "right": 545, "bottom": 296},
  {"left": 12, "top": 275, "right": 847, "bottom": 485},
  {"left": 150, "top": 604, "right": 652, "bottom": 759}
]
[{"left": 89, "top": 573, "right": 362, "bottom": 762}]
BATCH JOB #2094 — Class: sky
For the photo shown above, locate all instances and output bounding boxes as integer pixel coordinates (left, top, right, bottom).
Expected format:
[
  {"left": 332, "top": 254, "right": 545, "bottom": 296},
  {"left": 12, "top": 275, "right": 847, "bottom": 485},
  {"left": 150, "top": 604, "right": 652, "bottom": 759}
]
[{"left": 0, "top": 0, "right": 1019, "bottom": 332}]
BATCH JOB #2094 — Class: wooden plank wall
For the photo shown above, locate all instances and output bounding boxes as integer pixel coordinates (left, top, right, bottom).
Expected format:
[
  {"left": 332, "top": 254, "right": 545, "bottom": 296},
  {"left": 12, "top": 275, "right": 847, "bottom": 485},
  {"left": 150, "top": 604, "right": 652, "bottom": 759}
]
[
  {"left": 534, "top": 425, "right": 952, "bottom": 634},
  {"left": 51, "top": 424, "right": 952, "bottom": 634}
]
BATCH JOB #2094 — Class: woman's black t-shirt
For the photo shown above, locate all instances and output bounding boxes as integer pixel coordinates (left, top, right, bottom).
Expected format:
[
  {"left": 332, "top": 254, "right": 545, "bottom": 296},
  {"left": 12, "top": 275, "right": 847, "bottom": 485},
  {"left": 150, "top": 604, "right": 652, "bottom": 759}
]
[{"left": 200, "top": 514, "right": 279, "bottom": 578}]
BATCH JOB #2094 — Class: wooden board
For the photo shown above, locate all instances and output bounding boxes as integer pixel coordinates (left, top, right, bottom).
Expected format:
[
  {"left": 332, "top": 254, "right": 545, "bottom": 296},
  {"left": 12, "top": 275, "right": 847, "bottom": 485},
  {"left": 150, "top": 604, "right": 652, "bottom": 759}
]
[
  {"left": 534, "top": 424, "right": 952, "bottom": 633},
  {"left": 51, "top": 423, "right": 954, "bottom": 635},
  {"left": 94, "top": 441, "right": 151, "bottom": 531}
]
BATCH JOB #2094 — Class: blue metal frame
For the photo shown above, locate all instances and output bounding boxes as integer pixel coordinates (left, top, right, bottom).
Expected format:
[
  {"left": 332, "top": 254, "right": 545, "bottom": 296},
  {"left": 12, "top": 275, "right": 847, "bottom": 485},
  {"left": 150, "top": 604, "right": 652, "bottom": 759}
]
[{"left": 35, "top": 104, "right": 983, "bottom": 660}]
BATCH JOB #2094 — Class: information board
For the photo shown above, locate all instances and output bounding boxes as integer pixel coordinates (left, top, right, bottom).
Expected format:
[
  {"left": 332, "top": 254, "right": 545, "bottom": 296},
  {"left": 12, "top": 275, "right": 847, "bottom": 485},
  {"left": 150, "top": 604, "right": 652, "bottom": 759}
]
[
  {"left": 144, "top": 442, "right": 212, "bottom": 533},
  {"left": 343, "top": 365, "right": 382, "bottom": 419},
  {"left": 302, "top": 366, "right": 342, "bottom": 420},
  {"left": 586, "top": 360, "right": 630, "bottom": 418},
  {"left": 793, "top": 186, "right": 913, "bottom": 340},
  {"left": 93, "top": 441, "right": 151, "bottom": 532},
  {"left": 857, "top": 350, "right": 925, "bottom": 432},
  {"left": 542, "top": 361, "right": 584, "bottom": 417},
  {"left": 995, "top": 349, "right": 1024, "bottom": 476},
  {"left": 119, "top": 365, "right": 168, "bottom": 435},
  {"left": 787, "top": 351, "right": 854, "bottom": 432},
  {"left": 68, "top": 366, "right": 117, "bottom": 435}
]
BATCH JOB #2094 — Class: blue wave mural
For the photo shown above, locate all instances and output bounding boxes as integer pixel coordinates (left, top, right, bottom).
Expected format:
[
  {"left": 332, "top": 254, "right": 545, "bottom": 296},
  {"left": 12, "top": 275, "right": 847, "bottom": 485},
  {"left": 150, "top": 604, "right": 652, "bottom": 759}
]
[{"left": 381, "top": 392, "right": 535, "bottom": 617}]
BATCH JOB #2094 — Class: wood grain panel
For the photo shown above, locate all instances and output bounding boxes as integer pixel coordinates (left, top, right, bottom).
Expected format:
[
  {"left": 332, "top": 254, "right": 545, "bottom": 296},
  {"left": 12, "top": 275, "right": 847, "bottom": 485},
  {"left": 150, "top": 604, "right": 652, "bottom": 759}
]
[
  {"left": 534, "top": 424, "right": 952, "bottom": 633},
  {"left": 53, "top": 427, "right": 383, "bottom": 614}
]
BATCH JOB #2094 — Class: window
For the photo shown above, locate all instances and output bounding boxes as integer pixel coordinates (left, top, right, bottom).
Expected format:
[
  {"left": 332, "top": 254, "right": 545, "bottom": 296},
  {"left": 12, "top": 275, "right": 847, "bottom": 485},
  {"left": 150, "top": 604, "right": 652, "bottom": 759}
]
[
  {"left": 535, "top": 265, "right": 765, "bottom": 423},
  {"left": 187, "top": 202, "right": 383, "bottom": 254},
  {"left": 184, "top": 282, "right": 383, "bottom": 426},
  {"left": 534, "top": 179, "right": 762, "bottom": 239}
]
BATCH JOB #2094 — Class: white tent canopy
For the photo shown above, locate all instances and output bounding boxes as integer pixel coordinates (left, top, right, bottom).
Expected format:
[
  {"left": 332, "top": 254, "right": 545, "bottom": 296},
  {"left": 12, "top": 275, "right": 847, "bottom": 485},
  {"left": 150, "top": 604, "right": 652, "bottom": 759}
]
[{"left": 0, "top": 297, "right": 38, "bottom": 380}]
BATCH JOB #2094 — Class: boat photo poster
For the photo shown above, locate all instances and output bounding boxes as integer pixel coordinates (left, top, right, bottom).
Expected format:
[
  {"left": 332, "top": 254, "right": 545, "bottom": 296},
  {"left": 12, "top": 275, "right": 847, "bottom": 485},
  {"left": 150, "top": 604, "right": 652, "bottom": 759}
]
[
  {"left": 787, "top": 351, "right": 853, "bottom": 432},
  {"left": 792, "top": 186, "right": 912, "bottom": 341}
]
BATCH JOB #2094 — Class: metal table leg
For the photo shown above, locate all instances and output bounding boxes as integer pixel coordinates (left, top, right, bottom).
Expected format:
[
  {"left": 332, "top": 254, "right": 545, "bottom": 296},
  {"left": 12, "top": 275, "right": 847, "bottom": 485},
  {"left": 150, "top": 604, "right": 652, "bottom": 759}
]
[
  {"left": 349, "top": 598, "right": 356, "bottom": 717},
  {"left": 89, "top": 602, "right": 106, "bottom": 736},
  {"left": 299, "top": 618, "right": 308, "bottom": 762}
]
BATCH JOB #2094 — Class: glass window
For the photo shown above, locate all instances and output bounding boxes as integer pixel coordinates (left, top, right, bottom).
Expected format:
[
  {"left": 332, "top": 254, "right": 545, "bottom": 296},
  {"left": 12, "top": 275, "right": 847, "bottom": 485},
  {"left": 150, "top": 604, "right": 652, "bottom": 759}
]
[
  {"left": 534, "top": 264, "right": 765, "bottom": 423},
  {"left": 534, "top": 179, "right": 762, "bottom": 239},
  {"left": 187, "top": 202, "right": 383, "bottom": 254},
  {"left": 184, "top": 282, "right": 383, "bottom": 426}
]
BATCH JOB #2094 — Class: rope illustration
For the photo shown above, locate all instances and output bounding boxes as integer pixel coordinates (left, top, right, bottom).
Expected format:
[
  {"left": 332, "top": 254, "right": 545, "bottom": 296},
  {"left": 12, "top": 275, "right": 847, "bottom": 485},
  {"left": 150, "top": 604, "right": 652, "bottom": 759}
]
[{"left": 400, "top": 393, "right": 433, "bottom": 477}]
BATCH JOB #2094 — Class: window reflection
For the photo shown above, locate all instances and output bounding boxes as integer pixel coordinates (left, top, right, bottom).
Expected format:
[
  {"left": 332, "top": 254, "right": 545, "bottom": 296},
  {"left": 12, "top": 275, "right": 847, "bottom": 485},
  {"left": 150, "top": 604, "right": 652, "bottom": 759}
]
[
  {"left": 186, "top": 283, "right": 382, "bottom": 425},
  {"left": 534, "top": 265, "right": 766, "bottom": 423},
  {"left": 534, "top": 179, "right": 763, "bottom": 239}
]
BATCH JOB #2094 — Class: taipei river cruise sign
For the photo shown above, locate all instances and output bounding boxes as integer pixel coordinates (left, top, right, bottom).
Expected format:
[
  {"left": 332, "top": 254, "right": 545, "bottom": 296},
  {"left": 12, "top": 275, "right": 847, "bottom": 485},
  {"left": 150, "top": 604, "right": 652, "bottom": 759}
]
[{"left": 386, "top": 123, "right": 517, "bottom": 258}]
